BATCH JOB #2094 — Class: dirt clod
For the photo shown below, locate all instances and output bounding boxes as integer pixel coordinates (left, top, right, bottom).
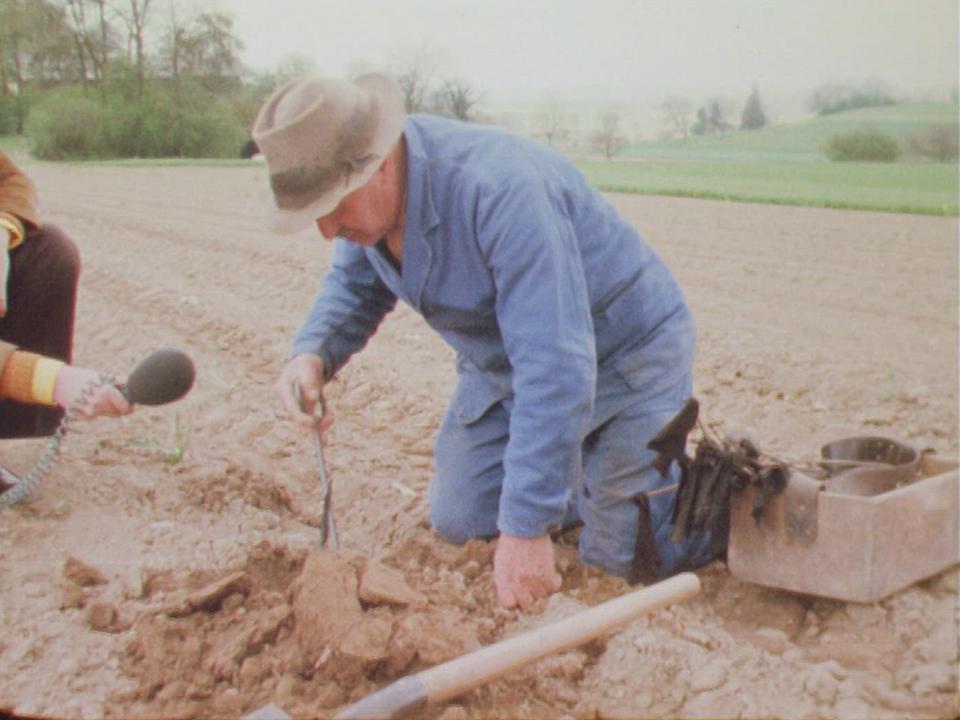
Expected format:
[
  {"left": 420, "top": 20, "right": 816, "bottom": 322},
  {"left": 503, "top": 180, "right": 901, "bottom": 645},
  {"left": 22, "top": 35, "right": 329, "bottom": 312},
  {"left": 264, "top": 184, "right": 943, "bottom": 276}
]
[
  {"left": 359, "top": 560, "right": 427, "bottom": 607},
  {"left": 85, "top": 602, "right": 121, "bottom": 633},
  {"left": 63, "top": 556, "right": 108, "bottom": 587}
]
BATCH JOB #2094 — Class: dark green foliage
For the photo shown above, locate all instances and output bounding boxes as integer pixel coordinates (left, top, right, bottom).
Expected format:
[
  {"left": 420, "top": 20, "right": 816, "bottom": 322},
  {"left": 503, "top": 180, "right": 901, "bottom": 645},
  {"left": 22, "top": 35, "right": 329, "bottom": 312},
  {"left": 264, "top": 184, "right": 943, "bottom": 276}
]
[
  {"left": 25, "top": 79, "right": 247, "bottom": 160},
  {"left": 824, "top": 127, "right": 901, "bottom": 162},
  {"left": 3, "top": 1, "right": 251, "bottom": 160},
  {"left": 427, "top": 78, "right": 482, "bottom": 121},
  {"left": 224, "top": 76, "right": 278, "bottom": 134},
  {"left": 907, "top": 122, "right": 959, "bottom": 162},
  {"left": 740, "top": 85, "right": 766, "bottom": 130},
  {"left": 810, "top": 83, "right": 896, "bottom": 116},
  {"left": 0, "top": 92, "right": 30, "bottom": 135},
  {"left": 26, "top": 90, "right": 103, "bottom": 160},
  {"left": 692, "top": 99, "right": 733, "bottom": 136}
]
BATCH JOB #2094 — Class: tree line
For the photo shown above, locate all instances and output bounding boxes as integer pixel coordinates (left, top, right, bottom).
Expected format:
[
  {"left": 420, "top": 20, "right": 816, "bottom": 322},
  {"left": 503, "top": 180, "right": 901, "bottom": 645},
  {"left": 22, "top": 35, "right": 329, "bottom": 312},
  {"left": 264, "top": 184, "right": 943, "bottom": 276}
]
[
  {"left": 0, "top": 0, "right": 269, "bottom": 158},
  {"left": 0, "top": 2, "right": 490, "bottom": 160},
  {"left": 588, "top": 81, "right": 955, "bottom": 162},
  {"left": 2, "top": 4, "right": 955, "bottom": 163}
]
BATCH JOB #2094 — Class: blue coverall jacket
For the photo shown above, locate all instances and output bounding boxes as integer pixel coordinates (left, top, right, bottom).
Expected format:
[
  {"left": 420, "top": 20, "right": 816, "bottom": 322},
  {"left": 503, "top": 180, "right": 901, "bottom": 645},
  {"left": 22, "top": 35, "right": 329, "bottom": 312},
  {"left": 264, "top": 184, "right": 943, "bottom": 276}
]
[{"left": 293, "top": 115, "right": 709, "bottom": 578}]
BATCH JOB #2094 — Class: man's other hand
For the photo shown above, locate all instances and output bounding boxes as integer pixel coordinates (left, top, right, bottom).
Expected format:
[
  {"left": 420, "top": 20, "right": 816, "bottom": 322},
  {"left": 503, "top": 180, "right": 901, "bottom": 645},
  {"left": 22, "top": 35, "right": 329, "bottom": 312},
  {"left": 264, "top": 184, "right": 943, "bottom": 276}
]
[{"left": 494, "top": 533, "right": 562, "bottom": 610}]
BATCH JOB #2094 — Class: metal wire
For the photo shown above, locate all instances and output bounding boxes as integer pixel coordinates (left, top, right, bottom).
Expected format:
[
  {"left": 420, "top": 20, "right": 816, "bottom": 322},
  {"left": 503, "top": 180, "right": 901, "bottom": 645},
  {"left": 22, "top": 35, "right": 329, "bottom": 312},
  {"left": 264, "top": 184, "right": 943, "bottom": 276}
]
[{"left": 0, "top": 372, "right": 116, "bottom": 508}]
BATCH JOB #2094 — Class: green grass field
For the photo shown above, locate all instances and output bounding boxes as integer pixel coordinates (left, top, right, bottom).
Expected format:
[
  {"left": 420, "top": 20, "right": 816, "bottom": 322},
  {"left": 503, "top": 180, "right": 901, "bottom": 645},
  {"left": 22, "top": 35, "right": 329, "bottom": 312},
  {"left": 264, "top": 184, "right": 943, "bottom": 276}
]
[
  {"left": 576, "top": 158, "right": 958, "bottom": 215},
  {"left": 576, "top": 103, "right": 959, "bottom": 216}
]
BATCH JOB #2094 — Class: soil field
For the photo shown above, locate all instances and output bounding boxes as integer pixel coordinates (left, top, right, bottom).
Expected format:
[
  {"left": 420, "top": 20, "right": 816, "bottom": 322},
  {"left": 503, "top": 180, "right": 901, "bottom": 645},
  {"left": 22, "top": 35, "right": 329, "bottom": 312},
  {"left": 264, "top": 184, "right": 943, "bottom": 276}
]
[{"left": 0, "top": 161, "right": 957, "bottom": 720}]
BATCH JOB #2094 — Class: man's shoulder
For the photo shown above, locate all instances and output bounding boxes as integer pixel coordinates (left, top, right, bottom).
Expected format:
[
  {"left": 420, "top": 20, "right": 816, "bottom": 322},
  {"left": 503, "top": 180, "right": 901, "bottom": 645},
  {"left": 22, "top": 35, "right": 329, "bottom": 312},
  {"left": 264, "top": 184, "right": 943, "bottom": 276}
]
[
  {"left": 405, "top": 115, "right": 573, "bottom": 188},
  {"left": 409, "top": 115, "right": 545, "bottom": 157},
  {"left": 406, "top": 113, "right": 510, "bottom": 139}
]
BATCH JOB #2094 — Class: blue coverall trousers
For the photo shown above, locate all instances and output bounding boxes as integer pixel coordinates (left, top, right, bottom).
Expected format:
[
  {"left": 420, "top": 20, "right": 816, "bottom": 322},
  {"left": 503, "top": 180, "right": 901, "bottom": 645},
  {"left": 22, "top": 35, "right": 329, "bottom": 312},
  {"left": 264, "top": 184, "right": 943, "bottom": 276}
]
[{"left": 429, "top": 369, "right": 715, "bottom": 580}]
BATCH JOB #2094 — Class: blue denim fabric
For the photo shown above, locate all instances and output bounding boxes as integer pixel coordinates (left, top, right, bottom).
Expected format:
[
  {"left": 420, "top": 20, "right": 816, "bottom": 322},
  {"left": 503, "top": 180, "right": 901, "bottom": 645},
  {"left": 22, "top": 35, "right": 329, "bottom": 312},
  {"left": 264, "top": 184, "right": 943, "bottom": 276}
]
[
  {"left": 577, "top": 372, "right": 715, "bottom": 578},
  {"left": 293, "top": 115, "right": 704, "bottom": 568},
  {"left": 429, "top": 311, "right": 714, "bottom": 579}
]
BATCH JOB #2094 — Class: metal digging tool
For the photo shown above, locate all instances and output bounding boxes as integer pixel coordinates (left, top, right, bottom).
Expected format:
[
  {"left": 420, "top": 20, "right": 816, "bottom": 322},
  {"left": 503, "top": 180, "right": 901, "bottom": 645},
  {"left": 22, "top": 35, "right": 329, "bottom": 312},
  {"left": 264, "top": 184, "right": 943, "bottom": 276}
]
[
  {"left": 296, "top": 382, "right": 338, "bottom": 550},
  {"left": 334, "top": 572, "right": 701, "bottom": 719}
]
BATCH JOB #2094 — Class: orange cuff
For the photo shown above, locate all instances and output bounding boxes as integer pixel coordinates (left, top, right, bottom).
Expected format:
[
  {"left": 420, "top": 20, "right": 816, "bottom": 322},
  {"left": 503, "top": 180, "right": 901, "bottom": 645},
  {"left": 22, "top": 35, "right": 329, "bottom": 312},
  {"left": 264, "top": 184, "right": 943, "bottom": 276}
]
[
  {"left": 0, "top": 213, "right": 25, "bottom": 249},
  {"left": 0, "top": 351, "right": 63, "bottom": 406},
  {"left": 33, "top": 357, "right": 64, "bottom": 405}
]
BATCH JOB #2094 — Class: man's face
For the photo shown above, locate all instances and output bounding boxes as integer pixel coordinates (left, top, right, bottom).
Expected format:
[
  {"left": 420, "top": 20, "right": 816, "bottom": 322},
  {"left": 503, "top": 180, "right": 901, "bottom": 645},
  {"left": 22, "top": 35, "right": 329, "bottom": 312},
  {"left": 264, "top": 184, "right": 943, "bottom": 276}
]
[{"left": 315, "top": 164, "right": 394, "bottom": 245}]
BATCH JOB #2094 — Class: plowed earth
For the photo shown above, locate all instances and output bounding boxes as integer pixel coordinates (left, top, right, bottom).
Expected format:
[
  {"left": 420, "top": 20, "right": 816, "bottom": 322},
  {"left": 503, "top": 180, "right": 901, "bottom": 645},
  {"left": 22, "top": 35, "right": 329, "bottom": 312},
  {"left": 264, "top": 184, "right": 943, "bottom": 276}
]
[{"left": 1, "top": 160, "right": 956, "bottom": 719}]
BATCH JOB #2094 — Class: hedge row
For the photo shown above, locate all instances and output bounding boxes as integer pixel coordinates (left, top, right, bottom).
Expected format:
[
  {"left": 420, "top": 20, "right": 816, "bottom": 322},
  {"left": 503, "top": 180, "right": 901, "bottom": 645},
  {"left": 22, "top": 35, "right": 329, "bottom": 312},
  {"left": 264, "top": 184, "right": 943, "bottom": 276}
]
[{"left": 22, "top": 84, "right": 248, "bottom": 161}]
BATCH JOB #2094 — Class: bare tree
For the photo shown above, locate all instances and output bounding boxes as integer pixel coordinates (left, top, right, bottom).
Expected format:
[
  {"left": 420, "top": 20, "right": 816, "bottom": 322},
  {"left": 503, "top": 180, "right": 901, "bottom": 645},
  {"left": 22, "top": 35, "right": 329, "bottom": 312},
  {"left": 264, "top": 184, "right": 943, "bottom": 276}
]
[
  {"left": 159, "top": 9, "right": 243, "bottom": 91},
  {"left": 189, "top": 12, "right": 243, "bottom": 79},
  {"left": 114, "top": 0, "right": 151, "bottom": 100},
  {"left": 388, "top": 43, "right": 442, "bottom": 113},
  {"left": 591, "top": 112, "right": 626, "bottom": 159},
  {"left": 1, "top": 0, "right": 71, "bottom": 91},
  {"left": 156, "top": 5, "right": 245, "bottom": 154},
  {"left": 692, "top": 97, "right": 734, "bottom": 136},
  {"left": 0, "top": 0, "right": 30, "bottom": 95},
  {"left": 532, "top": 98, "right": 570, "bottom": 148},
  {"left": 157, "top": 2, "right": 189, "bottom": 154},
  {"left": 429, "top": 77, "right": 481, "bottom": 121},
  {"left": 61, "top": 0, "right": 88, "bottom": 92},
  {"left": 661, "top": 95, "right": 693, "bottom": 143},
  {"left": 22, "top": 2, "right": 76, "bottom": 85},
  {"left": 908, "top": 122, "right": 959, "bottom": 161},
  {"left": 64, "top": 0, "right": 116, "bottom": 101}
]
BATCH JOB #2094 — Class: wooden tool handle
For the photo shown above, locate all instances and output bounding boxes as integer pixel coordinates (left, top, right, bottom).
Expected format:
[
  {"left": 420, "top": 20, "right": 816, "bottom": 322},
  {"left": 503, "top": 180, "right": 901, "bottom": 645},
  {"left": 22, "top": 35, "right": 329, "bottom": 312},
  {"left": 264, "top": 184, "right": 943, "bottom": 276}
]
[{"left": 334, "top": 572, "right": 701, "bottom": 719}]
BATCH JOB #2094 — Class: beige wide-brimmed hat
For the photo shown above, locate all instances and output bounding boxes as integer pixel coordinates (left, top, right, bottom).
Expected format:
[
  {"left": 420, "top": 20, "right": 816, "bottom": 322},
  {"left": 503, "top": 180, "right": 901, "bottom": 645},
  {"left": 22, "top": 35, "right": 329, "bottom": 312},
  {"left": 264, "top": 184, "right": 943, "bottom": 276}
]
[{"left": 252, "top": 72, "right": 405, "bottom": 234}]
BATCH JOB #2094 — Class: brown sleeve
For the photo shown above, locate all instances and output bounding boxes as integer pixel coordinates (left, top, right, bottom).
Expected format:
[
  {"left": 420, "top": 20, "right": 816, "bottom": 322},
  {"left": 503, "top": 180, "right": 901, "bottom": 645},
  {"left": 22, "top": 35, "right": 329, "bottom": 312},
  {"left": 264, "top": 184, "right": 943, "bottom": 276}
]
[
  {"left": 0, "top": 339, "right": 17, "bottom": 377},
  {"left": 0, "top": 150, "right": 40, "bottom": 232}
]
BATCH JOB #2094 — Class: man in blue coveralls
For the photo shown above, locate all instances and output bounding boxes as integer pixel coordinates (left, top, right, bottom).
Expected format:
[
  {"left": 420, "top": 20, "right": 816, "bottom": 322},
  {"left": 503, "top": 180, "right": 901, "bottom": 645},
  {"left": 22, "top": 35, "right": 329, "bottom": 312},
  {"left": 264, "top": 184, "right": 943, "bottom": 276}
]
[{"left": 256, "top": 73, "right": 713, "bottom": 610}]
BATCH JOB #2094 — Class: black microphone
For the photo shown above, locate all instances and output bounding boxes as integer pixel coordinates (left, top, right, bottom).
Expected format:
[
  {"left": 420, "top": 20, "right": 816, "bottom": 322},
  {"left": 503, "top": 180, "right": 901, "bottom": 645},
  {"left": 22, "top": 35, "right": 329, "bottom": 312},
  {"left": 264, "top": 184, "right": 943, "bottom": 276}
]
[{"left": 120, "top": 348, "right": 196, "bottom": 406}]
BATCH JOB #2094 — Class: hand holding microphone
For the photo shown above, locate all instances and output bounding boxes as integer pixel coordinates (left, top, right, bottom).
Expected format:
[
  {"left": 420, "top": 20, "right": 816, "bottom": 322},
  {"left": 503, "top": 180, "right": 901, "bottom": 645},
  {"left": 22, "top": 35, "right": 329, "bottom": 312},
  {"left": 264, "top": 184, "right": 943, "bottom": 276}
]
[
  {"left": 54, "top": 366, "right": 132, "bottom": 418},
  {"left": 53, "top": 348, "right": 196, "bottom": 419},
  {"left": 0, "top": 348, "right": 196, "bottom": 508}
]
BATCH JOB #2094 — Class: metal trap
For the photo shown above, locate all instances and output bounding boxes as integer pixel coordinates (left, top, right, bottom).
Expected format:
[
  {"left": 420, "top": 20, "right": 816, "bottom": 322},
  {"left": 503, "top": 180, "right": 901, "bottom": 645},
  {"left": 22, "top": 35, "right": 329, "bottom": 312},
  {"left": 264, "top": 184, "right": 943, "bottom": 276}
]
[{"left": 727, "top": 441, "right": 958, "bottom": 603}]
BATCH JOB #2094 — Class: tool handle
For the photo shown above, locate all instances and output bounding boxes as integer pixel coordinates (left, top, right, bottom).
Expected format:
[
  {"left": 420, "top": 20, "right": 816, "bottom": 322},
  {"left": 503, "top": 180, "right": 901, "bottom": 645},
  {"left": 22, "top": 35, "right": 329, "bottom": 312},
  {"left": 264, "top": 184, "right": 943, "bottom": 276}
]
[{"left": 334, "top": 572, "right": 701, "bottom": 719}]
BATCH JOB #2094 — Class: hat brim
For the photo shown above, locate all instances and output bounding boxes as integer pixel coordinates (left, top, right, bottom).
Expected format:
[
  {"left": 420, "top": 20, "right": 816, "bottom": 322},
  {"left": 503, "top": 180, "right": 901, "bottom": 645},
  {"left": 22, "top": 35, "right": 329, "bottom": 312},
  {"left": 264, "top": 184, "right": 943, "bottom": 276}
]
[{"left": 262, "top": 73, "right": 406, "bottom": 235}]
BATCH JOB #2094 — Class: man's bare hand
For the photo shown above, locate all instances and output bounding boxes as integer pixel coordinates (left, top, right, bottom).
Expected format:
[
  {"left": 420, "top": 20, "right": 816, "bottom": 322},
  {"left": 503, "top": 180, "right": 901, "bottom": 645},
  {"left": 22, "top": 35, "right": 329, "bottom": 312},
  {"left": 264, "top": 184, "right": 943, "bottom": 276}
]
[
  {"left": 54, "top": 365, "right": 133, "bottom": 418},
  {"left": 494, "top": 533, "right": 562, "bottom": 610},
  {"left": 275, "top": 353, "right": 331, "bottom": 433}
]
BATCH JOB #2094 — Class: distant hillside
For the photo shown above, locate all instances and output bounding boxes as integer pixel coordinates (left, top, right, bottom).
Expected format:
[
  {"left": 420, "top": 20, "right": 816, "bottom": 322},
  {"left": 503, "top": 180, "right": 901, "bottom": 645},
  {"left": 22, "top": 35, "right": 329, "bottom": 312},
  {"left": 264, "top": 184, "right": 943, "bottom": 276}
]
[{"left": 623, "top": 102, "right": 959, "bottom": 162}]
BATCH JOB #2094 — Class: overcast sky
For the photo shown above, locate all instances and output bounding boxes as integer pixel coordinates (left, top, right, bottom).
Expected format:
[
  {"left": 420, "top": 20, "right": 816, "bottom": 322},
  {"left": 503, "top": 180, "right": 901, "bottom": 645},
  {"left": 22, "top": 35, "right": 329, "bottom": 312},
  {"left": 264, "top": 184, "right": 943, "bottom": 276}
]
[{"left": 203, "top": 0, "right": 957, "bottom": 117}]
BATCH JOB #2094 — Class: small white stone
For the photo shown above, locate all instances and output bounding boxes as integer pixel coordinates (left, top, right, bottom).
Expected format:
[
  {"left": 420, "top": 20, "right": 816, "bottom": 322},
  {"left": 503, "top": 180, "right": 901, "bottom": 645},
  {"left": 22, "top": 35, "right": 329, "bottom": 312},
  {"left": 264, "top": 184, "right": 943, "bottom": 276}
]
[
  {"left": 804, "top": 664, "right": 839, "bottom": 706},
  {"left": 690, "top": 660, "right": 728, "bottom": 693}
]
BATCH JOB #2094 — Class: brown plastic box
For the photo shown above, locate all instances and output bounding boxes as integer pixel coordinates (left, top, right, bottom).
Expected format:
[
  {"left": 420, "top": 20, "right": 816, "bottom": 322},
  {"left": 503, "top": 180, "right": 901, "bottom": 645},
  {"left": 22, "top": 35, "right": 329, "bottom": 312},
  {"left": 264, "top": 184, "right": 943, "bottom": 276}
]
[{"left": 727, "top": 454, "right": 959, "bottom": 602}]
